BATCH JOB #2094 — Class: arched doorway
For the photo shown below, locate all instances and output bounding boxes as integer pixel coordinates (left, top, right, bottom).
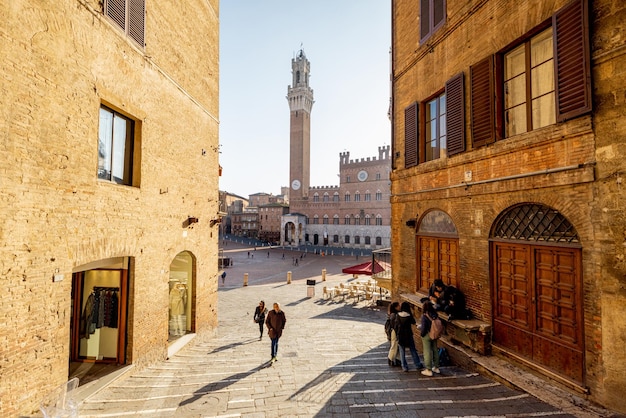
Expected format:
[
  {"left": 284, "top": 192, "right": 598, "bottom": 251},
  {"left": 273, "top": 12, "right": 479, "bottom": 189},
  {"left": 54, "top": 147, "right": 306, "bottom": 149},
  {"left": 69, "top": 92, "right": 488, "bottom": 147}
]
[
  {"left": 490, "top": 203, "right": 583, "bottom": 384},
  {"left": 168, "top": 251, "right": 195, "bottom": 340},
  {"left": 415, "top": 210, "right": 459, "bottom": 292}
]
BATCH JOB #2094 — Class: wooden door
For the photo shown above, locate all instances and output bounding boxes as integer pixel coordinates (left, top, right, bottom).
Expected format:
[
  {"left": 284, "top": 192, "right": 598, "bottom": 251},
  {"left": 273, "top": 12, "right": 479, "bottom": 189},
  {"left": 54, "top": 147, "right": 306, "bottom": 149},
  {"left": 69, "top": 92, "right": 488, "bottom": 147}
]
[
  {"left": 492, "top": 242, "right": 583, "bottom": 383},
  {"left": 417, "top": 236, "right": 459, "bottom": 292}
]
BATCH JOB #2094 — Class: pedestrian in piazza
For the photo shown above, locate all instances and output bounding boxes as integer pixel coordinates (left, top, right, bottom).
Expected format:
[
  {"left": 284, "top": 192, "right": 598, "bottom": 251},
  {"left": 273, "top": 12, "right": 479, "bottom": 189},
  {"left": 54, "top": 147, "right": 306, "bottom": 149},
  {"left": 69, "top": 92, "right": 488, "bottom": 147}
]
[
  {"left": 265, "top": 302, "right": 286, "bottom": 363},
  {"left": 420, "top": 300, "right": 441, "bottom": 376},
  {"left": 253, "top": 301, "right": 267, "bottom": 340},
  {"left": 396, "top": 301, "right": 424, "bottom": 372}
]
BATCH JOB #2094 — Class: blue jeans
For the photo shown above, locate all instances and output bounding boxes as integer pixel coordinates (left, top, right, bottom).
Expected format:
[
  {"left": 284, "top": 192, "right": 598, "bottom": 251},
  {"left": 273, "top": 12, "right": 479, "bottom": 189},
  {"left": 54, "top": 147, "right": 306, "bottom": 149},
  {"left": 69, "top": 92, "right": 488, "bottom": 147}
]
[
  {"left": 421, "top": 335, "right": 440, "bottom": 369},
  {"left": 270, "top": 337, "right": 279, "bottom": 358},
  {"left": 399, "top": 337, "right": 423, "bottom": 371}
]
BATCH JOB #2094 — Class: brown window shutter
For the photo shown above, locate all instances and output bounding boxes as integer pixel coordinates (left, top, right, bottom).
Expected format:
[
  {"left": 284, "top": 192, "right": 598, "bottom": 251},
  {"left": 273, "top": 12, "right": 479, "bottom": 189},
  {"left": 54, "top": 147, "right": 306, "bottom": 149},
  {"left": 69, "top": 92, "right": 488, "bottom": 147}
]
[
  {"left": 470, "top": 55, "right": 495, "bottom": 148},
  {"left": 128, "top": 0, "right": 145, "bottom": 47},
  {"left": 404, "top": 102, "right": 418, "bottom": 168},
  {"left": 105, "top": 0, "right": 126, "bottom": 31},
  {"left": 445, "top": 72, "right": 465, "bottom": 156},
  {"left": 554, "top": 0, "right": 591, "bottom": 121}
]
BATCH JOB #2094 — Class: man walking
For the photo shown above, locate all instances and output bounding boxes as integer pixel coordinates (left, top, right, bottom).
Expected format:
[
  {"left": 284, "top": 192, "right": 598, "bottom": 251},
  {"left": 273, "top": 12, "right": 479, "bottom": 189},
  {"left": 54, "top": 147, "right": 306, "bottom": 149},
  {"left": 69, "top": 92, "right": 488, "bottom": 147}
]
[{"left": 265, "top": 302, "right": 286, "bottom": 363}]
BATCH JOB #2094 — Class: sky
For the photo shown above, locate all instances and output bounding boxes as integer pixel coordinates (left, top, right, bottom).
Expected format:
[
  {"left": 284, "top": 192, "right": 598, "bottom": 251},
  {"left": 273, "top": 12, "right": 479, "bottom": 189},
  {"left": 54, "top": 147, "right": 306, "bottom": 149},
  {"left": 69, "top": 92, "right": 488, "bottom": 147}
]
[{"left": 219, "top": 1, "right": 392, "bottom": 198}]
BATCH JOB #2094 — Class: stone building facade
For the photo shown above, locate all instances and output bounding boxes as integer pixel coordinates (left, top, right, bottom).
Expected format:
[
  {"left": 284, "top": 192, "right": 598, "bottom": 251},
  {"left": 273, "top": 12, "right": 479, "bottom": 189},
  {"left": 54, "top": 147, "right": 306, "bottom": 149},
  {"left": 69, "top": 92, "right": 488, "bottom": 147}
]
[
  {"left": 390, "top": 0, "right": 626, "bottom": 413},
  {"left": 0, "top": 0, "right": 219, "bottom": 415},
  {"left": 283, "top": 50, "right": 392, "bottom": 250}
]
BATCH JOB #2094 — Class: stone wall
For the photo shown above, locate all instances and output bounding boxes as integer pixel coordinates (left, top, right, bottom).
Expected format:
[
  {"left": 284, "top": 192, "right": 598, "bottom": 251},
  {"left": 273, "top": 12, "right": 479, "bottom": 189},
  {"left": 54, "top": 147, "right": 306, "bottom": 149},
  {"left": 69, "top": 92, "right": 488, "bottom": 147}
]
[{"left": 0, "top": 0, "right": 220, "bottom": 415}]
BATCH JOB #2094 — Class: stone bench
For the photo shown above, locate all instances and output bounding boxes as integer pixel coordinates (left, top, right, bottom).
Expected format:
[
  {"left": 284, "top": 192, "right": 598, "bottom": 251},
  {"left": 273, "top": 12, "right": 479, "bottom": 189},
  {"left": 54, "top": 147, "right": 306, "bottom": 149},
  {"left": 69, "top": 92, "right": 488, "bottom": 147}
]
[{"left": 400, "top": 292, "right": 492, "bottom": 355}]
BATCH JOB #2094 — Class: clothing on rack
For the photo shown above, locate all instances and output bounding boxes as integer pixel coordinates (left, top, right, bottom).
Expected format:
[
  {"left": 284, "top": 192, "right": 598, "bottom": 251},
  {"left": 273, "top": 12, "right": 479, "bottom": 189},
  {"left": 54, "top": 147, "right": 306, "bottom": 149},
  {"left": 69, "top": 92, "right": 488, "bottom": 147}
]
[{"left": 79, "top": 287, "right": 119, "bottom": 339}]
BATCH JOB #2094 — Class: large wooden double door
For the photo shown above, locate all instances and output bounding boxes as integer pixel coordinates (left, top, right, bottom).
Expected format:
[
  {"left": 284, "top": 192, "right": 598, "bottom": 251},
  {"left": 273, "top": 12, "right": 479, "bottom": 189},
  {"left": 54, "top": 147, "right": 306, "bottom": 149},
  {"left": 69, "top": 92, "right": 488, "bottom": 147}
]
[{"left": 491, "top": 242, "right": 583, "bottom": 383}]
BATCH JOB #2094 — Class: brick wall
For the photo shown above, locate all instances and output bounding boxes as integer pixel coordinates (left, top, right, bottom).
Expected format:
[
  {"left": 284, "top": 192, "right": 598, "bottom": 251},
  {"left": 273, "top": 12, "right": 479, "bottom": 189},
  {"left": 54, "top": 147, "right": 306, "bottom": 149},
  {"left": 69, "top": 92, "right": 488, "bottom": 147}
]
[
  {"left": 0, "top": 1, "right": 219, "bottom": 415},
  {"left": 391, "top": 0, "right": 626, "bottom": 413}
]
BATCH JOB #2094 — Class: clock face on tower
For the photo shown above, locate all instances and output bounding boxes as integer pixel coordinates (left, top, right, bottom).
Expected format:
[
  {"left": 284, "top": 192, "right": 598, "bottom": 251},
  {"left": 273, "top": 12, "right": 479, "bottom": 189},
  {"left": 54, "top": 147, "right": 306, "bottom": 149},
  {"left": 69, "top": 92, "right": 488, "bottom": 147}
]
[
  {"left": 357, "top": 170, "right": 368, "bottom": 182},
  {"left": 291, "top": 179, "right": 301, "bottom": 190}
]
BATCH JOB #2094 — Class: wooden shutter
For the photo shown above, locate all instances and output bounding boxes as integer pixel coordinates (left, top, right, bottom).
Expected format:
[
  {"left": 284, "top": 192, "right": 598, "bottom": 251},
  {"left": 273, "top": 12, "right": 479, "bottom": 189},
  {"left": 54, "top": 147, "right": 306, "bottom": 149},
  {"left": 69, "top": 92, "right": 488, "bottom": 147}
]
[
  {"left": 445, "top": 73, "right": 465, "bottom": 156},
  {"left": 128, "top": 0, "right": 145, "bottom": 47},
  {"left": 470, "top": 56, "right": 495, "bottom": 148},
  {"left": 404, "top": 102, "right": 418, "bottom": 168},
  {"left": 105, "top": 0, "right": 126, "bottom": 31},
  {"left": 554, "top": 0, "right": 591, "bottom": 121}
]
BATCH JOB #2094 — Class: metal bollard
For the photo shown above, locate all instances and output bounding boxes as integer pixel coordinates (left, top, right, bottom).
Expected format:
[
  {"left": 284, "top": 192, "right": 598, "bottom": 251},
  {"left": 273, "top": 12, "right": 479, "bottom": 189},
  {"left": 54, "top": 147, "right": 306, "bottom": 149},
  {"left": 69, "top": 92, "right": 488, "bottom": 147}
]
[
  {"left": 244, "top": 273, "right": 248, "bottom": 286},
  {"left": 287, "top": 271, "right": 292, "bottom": 284},
  {"left": 322, "top": 268, "right": 326, "bottom": 281}
]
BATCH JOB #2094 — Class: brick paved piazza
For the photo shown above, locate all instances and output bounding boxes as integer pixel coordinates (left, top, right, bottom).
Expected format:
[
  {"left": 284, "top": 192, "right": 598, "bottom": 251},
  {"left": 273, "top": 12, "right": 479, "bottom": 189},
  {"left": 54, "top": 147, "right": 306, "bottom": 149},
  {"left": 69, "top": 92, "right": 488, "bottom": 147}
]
[{"left": 77, "top": 242, "right": 581, "bottom": 417}]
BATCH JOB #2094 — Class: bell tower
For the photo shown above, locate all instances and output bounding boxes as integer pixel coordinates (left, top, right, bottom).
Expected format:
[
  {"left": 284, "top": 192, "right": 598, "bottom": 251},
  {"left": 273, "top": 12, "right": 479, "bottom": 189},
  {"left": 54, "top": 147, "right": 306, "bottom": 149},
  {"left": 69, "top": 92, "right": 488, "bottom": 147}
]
[{"left": 287, "top": 49, "right": 314, "bottom": 201}]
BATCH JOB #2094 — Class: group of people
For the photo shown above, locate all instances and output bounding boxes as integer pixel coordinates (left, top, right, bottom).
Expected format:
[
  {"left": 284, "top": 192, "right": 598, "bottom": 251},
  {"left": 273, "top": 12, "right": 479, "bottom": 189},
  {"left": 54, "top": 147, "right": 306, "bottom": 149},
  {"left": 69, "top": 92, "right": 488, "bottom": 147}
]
[
  {"left": 253, "top": 300, "right": 286, "bottom": 363},
  {"left": 387, "top": 300, "right": 441, "bottom": 376},
  {"left": 427, "top": 279, "right": 471, "bottom": 320}
]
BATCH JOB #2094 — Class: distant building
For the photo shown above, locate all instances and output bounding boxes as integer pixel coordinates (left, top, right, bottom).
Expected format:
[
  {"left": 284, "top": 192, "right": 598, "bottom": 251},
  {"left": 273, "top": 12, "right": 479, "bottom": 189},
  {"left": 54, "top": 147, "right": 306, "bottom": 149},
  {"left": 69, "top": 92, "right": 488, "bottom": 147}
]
[
  {"left": 258, "top": 202, "right": 290, "bottom": 244},
  {"left": 282, "top": 50, "right": 391, "bottom": 250}
]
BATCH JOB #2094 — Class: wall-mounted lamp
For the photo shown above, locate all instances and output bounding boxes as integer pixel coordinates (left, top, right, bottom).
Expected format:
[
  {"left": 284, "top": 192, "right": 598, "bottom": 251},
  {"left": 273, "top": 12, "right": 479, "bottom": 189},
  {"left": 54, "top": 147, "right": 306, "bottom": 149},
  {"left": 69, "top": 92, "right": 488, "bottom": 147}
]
[
  {"left": 183, "top": 217, "right": 199, "bottom": 228},
  {"left": 405, "top": 218, "right": 417, "bottom": 228}
]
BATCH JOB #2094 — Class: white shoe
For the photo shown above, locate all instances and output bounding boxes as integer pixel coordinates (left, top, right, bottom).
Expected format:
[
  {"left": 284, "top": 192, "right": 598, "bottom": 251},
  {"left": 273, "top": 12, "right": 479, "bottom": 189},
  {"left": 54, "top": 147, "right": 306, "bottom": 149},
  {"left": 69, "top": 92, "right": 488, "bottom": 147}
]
[
  {"left": 432, "top": 367, "right": 440, "bottom": 374},
  {"left": 421, "top": 369, "right": 433, "bottom": 376}
]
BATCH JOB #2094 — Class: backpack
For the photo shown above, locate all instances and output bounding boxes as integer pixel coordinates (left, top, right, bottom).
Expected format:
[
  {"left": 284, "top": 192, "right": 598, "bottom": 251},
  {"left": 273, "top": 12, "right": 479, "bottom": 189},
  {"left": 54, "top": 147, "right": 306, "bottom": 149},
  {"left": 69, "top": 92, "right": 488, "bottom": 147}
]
[
  {"left": 428, "top": 316, "right": 444, "bottom": 340},
  {"left": 384, "top": 317, "right": 392, "bottom": 340},
  {"left": 438, "top": 347, "right": 450, "bottom": 366}
]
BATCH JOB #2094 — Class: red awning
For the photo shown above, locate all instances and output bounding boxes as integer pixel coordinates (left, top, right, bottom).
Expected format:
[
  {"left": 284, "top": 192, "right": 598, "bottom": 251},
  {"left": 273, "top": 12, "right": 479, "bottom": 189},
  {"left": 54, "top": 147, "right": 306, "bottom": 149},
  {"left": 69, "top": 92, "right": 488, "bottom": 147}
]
[{"left": 341, "top": 260, "right": 385, "bottom": 276}]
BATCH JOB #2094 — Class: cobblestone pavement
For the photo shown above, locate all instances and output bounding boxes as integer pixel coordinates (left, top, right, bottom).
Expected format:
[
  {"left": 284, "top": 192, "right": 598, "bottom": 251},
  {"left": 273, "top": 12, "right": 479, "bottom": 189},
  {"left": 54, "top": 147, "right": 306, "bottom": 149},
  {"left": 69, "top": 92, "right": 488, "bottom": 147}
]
[{"left": 77, "top": 244, "right": 581, "bottom": 417}]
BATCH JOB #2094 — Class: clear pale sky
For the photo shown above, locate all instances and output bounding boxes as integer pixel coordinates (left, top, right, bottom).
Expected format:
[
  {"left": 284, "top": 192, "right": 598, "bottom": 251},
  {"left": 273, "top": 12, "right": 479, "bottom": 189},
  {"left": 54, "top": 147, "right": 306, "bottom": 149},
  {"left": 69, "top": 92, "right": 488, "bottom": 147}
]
[{"left": 218, "top": 1, "right": 391, "bottom": 198}]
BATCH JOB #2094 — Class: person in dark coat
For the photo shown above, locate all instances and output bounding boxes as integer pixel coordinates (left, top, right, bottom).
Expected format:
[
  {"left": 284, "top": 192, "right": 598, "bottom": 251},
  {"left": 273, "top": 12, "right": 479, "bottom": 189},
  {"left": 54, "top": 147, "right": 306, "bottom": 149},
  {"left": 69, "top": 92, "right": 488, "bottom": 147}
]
[
  {"left": 265, "top": 302, "right": 286, "bottom": 362},
  {"left": 442, "top": 286, "right": 470, "bottom": 320},
  {"left": 395, "top": 302, "right": 424, "bottom": 372},
  {"left": 428, "top": 279, "right": 447, "bottom": 310},
  {"left": 253, "top": 301, "right": 268, "bottom": 340}
]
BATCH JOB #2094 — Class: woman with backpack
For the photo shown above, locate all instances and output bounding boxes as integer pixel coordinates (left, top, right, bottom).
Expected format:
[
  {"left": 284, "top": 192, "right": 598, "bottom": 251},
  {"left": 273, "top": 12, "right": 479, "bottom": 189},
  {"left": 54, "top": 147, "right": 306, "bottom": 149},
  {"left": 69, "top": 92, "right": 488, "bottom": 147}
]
[
  {"left": 420, "top": 300, "right": 442, "bottom": 376},
  {"left": 396, "top": 302, "right": 424, "bottom": 372}
]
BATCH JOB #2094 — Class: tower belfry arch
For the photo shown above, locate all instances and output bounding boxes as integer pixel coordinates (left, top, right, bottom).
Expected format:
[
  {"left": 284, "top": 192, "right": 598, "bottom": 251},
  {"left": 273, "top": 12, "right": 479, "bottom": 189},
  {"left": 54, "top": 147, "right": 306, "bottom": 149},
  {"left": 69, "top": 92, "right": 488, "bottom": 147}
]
[{"left": 287, "top": 49, "right": 314, "bottom": 201}]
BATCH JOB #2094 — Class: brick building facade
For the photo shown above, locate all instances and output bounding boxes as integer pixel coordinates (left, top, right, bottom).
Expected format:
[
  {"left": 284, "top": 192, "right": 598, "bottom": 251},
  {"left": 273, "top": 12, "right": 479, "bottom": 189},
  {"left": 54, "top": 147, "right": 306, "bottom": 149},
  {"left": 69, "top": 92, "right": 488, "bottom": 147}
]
[
  {"left": 284, "top": 50, "right": 392, "bottom": 250},
  {"left": 0, "top": 0, "right": 219, "bottom": 415},
  {"left": 390, "top": 0, "right": 626, "bottom": 413}
]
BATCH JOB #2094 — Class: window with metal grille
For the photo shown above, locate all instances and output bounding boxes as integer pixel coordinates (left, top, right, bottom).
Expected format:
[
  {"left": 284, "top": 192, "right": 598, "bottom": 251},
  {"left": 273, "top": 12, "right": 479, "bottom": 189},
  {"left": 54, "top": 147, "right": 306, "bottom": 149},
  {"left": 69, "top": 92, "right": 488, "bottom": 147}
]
[
  {"left": 105, "top": 0, "right": 145, "bottom": 47},
  {"left": 491, "top": 203, "right": 579, "bottom": 243}
]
